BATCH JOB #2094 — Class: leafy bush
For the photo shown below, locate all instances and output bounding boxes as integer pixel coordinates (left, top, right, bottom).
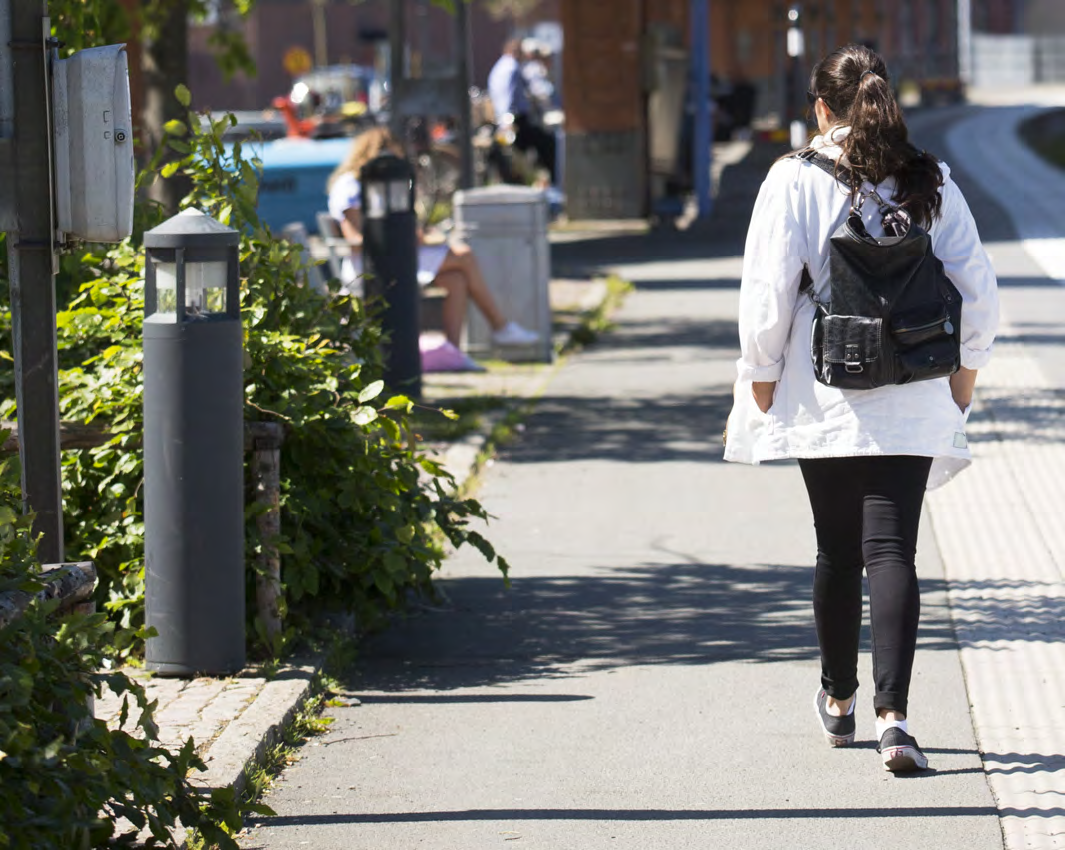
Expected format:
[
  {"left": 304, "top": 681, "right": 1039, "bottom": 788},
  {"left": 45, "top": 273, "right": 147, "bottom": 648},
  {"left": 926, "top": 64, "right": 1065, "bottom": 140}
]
[
  {"left": 0, "top": 457, "right": 252, "bottom": 849},
  {"left": 2, "top": 89, "right": 507, "bottom": 656}
]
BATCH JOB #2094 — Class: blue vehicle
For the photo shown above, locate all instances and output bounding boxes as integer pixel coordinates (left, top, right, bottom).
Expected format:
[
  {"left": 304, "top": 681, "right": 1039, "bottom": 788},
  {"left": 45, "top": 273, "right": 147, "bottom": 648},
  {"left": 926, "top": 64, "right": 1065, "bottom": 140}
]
[{"left": 246, "top": 137, "right": 352, "bottom": 234}]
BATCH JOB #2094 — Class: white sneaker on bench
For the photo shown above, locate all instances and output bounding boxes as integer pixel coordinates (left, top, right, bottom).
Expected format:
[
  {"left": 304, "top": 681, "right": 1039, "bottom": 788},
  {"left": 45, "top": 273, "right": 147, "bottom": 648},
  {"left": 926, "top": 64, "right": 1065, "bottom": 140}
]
[{"left": 492, "top": 321, "right": 539, "bottom": 346}]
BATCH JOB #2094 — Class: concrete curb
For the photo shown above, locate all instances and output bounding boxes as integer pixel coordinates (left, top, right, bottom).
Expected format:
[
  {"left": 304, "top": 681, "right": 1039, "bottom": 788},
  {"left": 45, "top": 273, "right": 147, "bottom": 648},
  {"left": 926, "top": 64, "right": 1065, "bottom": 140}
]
[{"left": 196, "top": 662, "right": 320, "bottom": 798}]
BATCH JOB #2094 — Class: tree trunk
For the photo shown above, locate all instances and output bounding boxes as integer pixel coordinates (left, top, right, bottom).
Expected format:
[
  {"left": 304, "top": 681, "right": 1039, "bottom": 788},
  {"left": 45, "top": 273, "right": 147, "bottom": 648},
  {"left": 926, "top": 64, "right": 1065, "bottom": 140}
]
[
  {"left": 117, "top": 0, "right": 145, "bottom": 142},
  {"left": 142, "top": 0, "right": 191, "bottom": 216}
]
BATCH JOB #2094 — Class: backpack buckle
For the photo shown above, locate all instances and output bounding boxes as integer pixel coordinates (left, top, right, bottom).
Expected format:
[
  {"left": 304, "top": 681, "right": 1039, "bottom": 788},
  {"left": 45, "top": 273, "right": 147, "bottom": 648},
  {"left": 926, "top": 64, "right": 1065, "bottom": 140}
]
[{"left": 845, "top": 344, "right": 864, "bottom": 373}]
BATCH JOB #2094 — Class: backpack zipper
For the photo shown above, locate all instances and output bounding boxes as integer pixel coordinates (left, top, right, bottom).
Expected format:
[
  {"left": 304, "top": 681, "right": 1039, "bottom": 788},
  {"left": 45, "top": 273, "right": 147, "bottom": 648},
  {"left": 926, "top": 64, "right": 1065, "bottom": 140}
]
[{"left": 894, "top": 317, "right": 947, "bottom": 335}]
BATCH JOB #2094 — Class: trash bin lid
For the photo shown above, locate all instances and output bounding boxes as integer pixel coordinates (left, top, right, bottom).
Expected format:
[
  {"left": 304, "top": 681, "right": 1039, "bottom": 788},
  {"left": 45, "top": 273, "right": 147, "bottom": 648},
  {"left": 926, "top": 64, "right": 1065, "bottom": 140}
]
[{"left": 454, "top": 185, "right": 546, "bottom": 206}]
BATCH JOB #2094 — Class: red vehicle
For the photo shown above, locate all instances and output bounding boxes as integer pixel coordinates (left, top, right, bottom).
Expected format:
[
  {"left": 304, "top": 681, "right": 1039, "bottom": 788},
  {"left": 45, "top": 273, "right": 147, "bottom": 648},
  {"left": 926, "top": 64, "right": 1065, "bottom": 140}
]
[{"left": 272, "top": 65, "right": 381, "bottom": 140}]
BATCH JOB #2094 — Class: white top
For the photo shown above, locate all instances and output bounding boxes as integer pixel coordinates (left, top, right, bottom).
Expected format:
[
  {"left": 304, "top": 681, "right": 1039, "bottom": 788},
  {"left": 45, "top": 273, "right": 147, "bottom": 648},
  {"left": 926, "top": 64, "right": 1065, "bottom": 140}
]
[
  {"left": 327, "top": 171, "right": 362, "bottom": 224},
  {"left": 488, "top": 53, "right": 528, "bottom": 121},
  {"left": 724, "top": 129, "right": 999, "bottom": 488},
  {"left": 327, "top": 171, "right": 448, "bottom": 288}
]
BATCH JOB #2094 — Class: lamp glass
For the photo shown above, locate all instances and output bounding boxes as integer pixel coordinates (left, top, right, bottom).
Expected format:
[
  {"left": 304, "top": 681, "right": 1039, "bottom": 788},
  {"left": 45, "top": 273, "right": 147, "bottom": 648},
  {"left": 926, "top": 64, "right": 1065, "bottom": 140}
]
[
  {"left": 388, "top": 178, "right": 411, "bottom": 213},
  {"left": 155, "top": 262, "right": 179, "bottom": 315},
  {"left": 365, "top": 183, "right": 388, "bottom": 219},
  {"left": 154, "top": 260, "right": 228, "bottom": 317},
  {"left": 186, "top": 261, "right": 229, "bottom": 315}
]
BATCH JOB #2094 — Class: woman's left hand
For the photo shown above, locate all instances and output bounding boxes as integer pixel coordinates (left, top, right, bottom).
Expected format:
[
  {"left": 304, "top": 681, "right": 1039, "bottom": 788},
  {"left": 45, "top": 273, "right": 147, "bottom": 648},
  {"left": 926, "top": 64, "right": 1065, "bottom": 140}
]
[{"left": 752, "top": 381, "right": 776, "bottom": 414}]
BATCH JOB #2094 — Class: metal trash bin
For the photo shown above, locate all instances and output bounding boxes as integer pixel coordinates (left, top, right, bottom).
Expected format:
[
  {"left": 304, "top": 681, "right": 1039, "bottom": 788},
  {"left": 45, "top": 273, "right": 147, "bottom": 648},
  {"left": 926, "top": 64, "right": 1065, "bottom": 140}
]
[{"left": 452, "top": 185, "right": 552, "bottom": 363}]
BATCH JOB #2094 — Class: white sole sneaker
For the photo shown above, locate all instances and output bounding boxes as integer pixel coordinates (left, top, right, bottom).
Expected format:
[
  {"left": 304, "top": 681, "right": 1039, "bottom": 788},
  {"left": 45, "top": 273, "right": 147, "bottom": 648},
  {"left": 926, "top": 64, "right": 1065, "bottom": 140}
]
[
  {"left": 814, "top": 688, "right": 856, "bottom": 747},
  {"left": 878, "top": 727, "right": 929, "bottom": 772},
  {"left": 881, "top": 744, "right": 929, "bottom": 772}
]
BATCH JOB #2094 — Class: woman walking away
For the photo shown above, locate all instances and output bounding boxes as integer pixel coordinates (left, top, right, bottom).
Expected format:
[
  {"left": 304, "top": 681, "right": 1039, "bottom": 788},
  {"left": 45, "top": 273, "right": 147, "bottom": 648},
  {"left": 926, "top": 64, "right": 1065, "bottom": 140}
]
[
  {"left": 723, "top": 44, "right": 999, "bottom": 772},
  {"left": 327, "top": 126, "right": 538, "bottom": 371}
]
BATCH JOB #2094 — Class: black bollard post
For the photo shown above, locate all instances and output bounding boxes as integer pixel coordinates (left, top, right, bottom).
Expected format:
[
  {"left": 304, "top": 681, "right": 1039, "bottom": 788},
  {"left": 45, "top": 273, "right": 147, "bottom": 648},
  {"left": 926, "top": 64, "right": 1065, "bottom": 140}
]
[
  {"left": 143, "top": 209, "right": 245, "bottom": 676},
  {"left": 360, "top": 153, "right": 422, "bottom": 398}
]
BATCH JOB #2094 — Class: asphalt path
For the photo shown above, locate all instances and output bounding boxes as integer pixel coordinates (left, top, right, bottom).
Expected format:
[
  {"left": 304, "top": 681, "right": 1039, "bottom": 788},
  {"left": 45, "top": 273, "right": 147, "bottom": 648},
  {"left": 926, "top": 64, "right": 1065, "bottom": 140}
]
[{"left": 233, "top": 98, "right": 1065, "bottom": 849}]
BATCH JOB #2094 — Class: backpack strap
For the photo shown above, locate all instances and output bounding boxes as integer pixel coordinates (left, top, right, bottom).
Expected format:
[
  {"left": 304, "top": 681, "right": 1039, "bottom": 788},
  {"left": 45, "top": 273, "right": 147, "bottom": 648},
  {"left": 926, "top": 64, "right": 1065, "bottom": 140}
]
[
  {"left": 795, "top": 148, "right": 900, "bottom": 217},
  {"left": 795, "top": 148, "right": 860, "bottom": 192}
]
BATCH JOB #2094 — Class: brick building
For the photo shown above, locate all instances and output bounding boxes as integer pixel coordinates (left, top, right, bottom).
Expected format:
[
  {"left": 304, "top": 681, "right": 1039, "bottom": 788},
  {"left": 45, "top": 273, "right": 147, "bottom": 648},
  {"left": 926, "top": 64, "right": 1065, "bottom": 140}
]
[
  {"left": 189, "top": 0, "right": 560, "bottom": 111},
  {"left": 559, "top": 0, "right": 962, "bottom": 219}
]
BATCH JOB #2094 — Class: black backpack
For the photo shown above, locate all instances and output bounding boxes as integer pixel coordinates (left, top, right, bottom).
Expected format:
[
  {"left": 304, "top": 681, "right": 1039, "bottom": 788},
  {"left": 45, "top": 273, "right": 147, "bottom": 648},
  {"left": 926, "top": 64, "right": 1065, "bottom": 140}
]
[{"left": 796, "top": 150, "right": 961, "bottom": 390}]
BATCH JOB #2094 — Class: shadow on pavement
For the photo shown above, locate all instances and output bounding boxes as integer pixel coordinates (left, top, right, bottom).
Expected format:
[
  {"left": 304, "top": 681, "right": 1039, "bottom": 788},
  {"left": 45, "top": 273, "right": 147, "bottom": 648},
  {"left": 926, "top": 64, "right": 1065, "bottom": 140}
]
[
  {"left": 497, "top": 391, "right": 732, "bottom": 465},
  {"left": 249, "top": 802, "right": 1022, "bottom": 830},
  {"left": 971, "top": 387, "right": 1065, "bottom": 446},
  {"left": 348, "top": 564, "right": 982, "bottom": 694},
  {"left": 588, "top": 316, "right": 738, "bottom": 351}
]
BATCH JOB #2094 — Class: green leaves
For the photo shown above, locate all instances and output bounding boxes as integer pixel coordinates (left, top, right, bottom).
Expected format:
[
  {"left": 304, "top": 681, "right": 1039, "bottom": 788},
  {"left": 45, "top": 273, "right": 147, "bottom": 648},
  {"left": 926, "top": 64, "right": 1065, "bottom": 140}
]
[
  {"left": 0, "top": 467, "right": 249, "bottom": 849},
  {"left": 162, "top": 119, "right": 188, "bottom": 137},
  {"left": 358, "top": 380, "right": 385, "bottom": 403},
  {"left": 5, "top": 77, "right": 512, "bottom": 717}
]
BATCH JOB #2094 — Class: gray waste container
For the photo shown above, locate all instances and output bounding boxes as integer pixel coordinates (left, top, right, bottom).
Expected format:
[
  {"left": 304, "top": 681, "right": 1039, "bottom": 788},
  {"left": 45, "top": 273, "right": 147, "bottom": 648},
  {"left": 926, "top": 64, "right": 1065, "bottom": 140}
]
[{"left": 452, "top": 185, "right": 552, "bottom": 363}]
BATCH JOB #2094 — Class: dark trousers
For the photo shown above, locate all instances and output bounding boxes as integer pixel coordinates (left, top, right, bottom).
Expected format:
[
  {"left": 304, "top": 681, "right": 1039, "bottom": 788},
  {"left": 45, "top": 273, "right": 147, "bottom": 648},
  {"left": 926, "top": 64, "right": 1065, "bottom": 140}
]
[
  {"left": 514, "top": 113, "right": 557, "bottom": 183},
  {"left": 798, "top": 455, "right": 933, "bottom": 717}
]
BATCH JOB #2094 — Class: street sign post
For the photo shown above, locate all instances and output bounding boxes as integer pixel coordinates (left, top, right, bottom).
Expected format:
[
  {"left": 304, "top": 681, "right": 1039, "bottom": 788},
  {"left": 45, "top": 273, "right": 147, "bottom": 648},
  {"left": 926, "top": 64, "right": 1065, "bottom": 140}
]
[
  {"left": 3, "top": 0, "right": 64, "bottom": 565},
  {"left": 0, "top": 2, "right": 16, "bottom": 230},
  {"left": 691, "top": 0, "right": 713, "bottom": 219}
]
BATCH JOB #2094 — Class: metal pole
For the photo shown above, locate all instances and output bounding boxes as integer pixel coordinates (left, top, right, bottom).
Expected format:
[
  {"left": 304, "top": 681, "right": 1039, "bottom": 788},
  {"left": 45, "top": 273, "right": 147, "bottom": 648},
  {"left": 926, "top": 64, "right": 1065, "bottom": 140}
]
[
  {"left": 389, "top": 0, "right": 406, "bottom": 138},
  {"left": 311, "top": 0, "right": 328, "bottom": 69},
  {"left": 455, "top": 0, "right": 474, "bottom": 190},
  {"left": 6, "top": 1, "right": 64, "bottom": 564},
  {"left": 957, "top": 0, "right": 972, "bottom": 85},
  {"left": 691, "top": 0, "right": 713, "bottom": 219},
  {"left": 786, "top": 3, "right": 806, "bottom": 150}
]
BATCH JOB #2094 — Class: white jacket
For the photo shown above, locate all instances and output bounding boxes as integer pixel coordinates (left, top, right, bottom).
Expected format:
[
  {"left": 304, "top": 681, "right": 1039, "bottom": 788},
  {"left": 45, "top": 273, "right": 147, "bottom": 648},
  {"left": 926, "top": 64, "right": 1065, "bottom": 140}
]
[{"left": 724, "top": 130, "right": 999, "bottom": 488}]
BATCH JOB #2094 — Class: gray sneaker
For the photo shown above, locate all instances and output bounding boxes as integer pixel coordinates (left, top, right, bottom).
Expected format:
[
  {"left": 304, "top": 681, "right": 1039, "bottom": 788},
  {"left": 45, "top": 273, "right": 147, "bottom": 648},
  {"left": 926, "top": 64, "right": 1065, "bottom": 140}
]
[
  {"left": 814, "top": 688, "right": 856, "bottom": 747},
  {"left": 877, "top": 726, "right": 929, "bottom": 772}
]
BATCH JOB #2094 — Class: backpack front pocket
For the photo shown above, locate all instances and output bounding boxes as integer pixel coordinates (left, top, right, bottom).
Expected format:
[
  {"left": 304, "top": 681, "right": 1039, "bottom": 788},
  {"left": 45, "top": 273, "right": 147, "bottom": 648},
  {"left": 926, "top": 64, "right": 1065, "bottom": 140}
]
[{"left": 818, "top": 314, "right": 886, "bottom": 388}]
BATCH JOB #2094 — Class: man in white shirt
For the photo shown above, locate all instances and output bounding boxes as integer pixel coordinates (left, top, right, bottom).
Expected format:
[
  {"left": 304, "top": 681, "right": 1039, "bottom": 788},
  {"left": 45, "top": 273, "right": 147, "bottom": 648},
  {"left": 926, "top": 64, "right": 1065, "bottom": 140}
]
[{"left": 487, "top": 39, "right": 556, "bottom": 184}]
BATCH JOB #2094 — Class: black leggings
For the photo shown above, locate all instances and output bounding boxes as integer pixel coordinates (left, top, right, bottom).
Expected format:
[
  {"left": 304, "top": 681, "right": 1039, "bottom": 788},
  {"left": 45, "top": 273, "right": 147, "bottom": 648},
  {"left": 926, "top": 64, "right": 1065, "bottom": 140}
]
[{"left": 798, "top": 455, "right": 933, "bottom": 717}]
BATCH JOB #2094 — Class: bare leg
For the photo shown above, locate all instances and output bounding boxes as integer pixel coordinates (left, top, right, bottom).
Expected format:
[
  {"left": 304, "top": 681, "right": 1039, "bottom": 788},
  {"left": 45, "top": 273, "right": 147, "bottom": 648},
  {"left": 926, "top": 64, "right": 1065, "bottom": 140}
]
[
  {"left": 432, "top": 270, "right": 469, "bottom": 347},
  {"left": 826, "top": 695, "right": 855, "bottom": 716},
  {"left": 436, "top": 244, "right": 507, "bottom": 332}
]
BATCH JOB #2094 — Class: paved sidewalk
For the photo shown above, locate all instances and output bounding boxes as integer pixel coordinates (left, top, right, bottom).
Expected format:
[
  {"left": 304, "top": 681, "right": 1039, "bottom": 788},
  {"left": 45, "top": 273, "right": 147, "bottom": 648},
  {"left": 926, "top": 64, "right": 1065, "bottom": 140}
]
[
  {"left": 236, "top": 136, "right": 1001, "bottom": 849},
  {"left": 103, "top": 93, "right": 1065, "bottom": 849},
  {"left": 94, "top": 276, "right": 612, "bottom": 802}
]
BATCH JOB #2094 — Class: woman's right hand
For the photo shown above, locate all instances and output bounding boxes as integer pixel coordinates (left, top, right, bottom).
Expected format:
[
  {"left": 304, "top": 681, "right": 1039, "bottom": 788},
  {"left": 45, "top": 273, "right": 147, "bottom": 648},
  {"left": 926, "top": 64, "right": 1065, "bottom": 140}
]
[
  {"left": 752, "top": 381, "right": 776, "bottom": 414},
  {"left": 950, "top": 367, "right": 977, "bottom": 413}
]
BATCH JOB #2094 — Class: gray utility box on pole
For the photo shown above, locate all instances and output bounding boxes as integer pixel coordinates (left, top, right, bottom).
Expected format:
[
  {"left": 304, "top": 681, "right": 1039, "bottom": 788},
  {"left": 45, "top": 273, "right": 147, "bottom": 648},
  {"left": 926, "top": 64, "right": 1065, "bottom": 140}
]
[
  {"left": 143, "top": 209, "right": 245, "bottom": 677},
  {"left": 452, "top": 186, "right": 552, "bottom": 363}
]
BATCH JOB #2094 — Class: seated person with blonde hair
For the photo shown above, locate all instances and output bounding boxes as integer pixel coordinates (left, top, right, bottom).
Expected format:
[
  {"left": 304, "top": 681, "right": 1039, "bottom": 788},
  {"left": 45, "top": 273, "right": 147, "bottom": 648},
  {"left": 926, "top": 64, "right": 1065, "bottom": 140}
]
[{"left": 327, "top": 126, "right": 538, "bottom": 370}]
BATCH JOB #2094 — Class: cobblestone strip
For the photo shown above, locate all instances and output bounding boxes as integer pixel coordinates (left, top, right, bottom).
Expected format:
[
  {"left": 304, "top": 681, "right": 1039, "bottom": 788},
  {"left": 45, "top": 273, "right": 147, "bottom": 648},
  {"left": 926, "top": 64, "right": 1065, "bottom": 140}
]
[
  {"left": 929, "top": 104, "right": 1065, "bottom": 850},
  {"left": 96, "top": 673, "right": 267, "bottom": 754},
  {"left": 929, "top": 337, "right": 1065, "bottom": 850}
]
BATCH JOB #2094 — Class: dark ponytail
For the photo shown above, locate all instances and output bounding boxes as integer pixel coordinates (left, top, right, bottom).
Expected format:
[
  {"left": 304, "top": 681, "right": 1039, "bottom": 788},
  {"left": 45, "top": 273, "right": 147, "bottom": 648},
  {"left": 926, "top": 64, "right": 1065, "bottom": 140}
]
[{"left": 810, "top": 44, "right": 943, "bottom": 226}]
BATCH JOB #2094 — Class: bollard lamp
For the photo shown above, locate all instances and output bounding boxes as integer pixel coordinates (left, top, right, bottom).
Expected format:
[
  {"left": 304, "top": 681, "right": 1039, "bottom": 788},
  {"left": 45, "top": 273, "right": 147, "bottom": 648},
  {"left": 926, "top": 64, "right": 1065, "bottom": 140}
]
[
  {"left": 145, "top": 208, "right": 240, "bottom": 321},
  {"left": 359, "top": 153, "right": 422, "bottom": 396},
  {"left": 143, "top": 208, "right": 245, "bottom": 676},
  {"left": 361, "top": 153, "right": 414, "bottom": 220}
]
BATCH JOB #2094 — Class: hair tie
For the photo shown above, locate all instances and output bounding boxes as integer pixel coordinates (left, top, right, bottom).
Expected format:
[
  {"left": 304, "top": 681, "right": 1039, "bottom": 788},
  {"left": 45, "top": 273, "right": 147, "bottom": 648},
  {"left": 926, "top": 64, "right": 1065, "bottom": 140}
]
[{"left": 860, "top": 70, "right": 879, "bottom": 82}]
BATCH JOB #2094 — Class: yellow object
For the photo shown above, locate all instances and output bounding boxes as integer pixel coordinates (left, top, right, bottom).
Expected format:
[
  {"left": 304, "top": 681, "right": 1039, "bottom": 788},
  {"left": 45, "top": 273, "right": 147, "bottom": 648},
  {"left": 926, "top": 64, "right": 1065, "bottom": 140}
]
[
  {"left": 339, "top": 102, "right": 368, "bottom": 117},
  {"left": 283, "top": 46, "right": 313, "bottom": 77}
]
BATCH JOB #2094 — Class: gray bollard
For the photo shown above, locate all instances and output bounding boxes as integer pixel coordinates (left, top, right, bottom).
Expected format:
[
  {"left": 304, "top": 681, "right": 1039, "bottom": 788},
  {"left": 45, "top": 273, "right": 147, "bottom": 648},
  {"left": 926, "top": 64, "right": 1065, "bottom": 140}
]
[
  {"left": 360, "top": 153, "right": 422, "bottom": 397},
  {"left": 143, "top": 209, "right": 245, "bottom": 676}
]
